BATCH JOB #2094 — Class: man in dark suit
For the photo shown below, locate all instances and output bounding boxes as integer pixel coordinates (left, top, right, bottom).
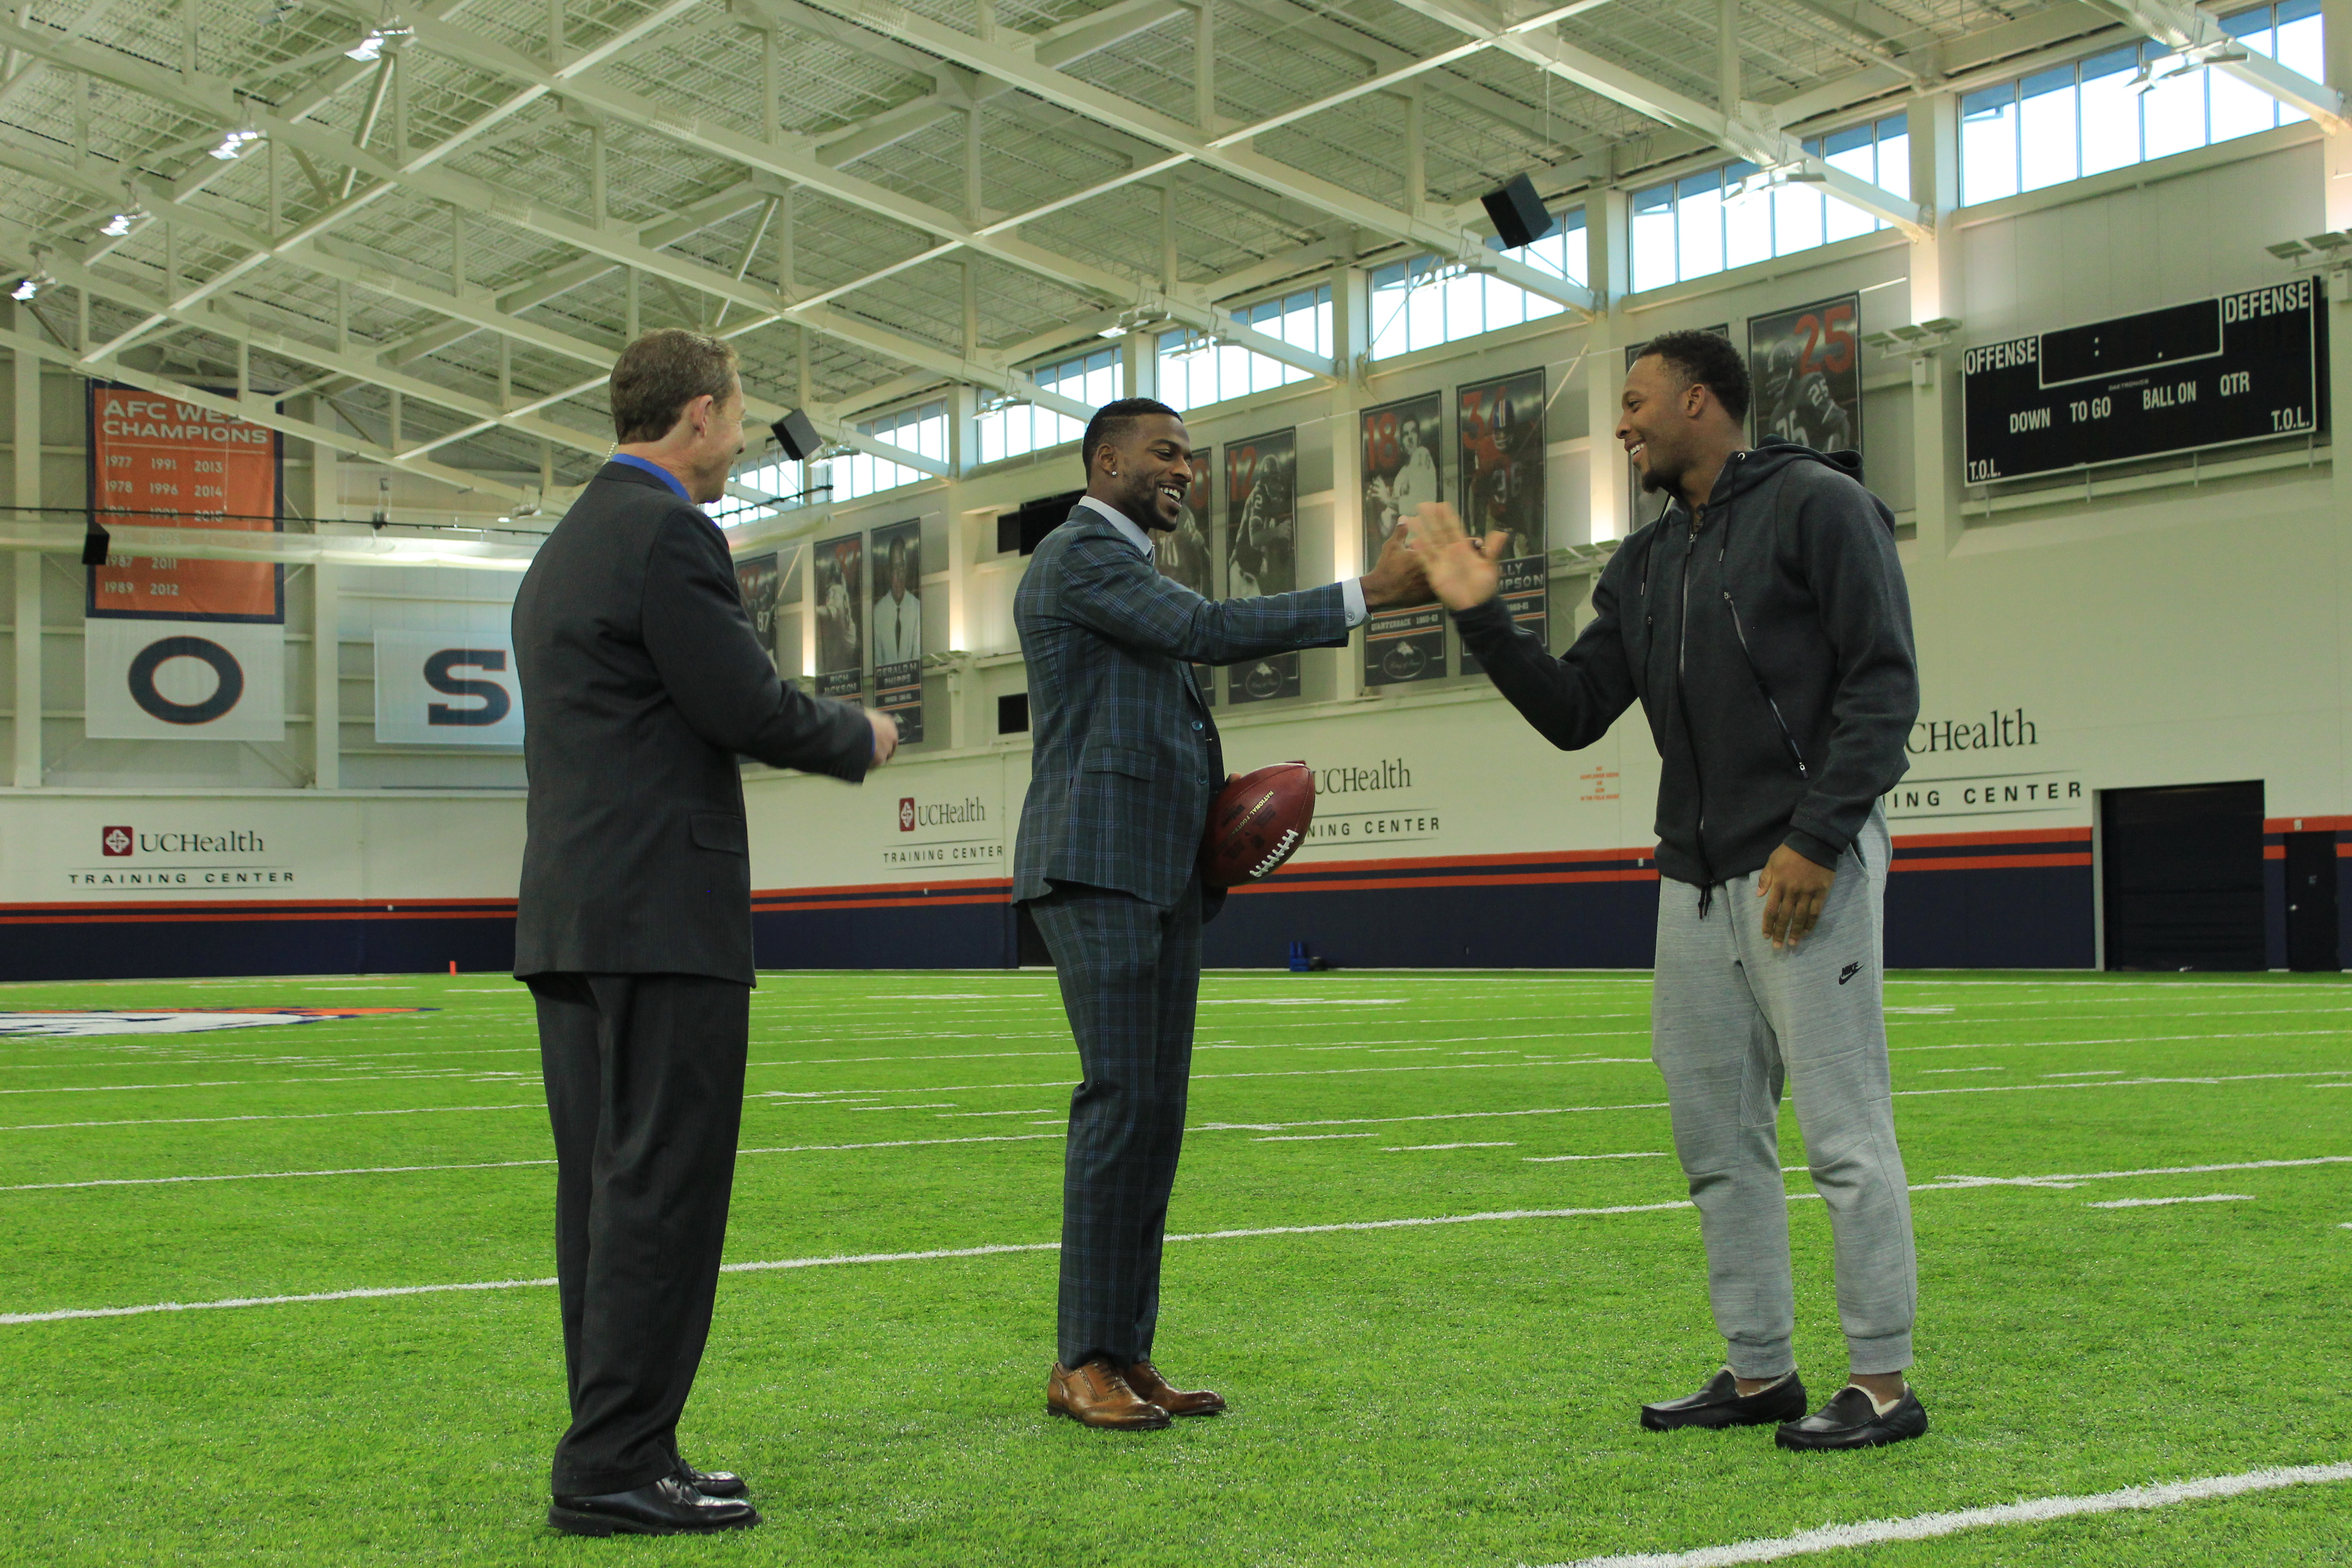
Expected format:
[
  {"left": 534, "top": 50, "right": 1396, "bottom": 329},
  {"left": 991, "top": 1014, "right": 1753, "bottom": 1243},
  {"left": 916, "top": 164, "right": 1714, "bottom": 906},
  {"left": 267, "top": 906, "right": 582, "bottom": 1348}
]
[
  {"left": 513, "top": 329, "right": 896, "bottom": 1535},
  {"left": 1014, "top": 397, "right": 1430, "bottom": 1429}
]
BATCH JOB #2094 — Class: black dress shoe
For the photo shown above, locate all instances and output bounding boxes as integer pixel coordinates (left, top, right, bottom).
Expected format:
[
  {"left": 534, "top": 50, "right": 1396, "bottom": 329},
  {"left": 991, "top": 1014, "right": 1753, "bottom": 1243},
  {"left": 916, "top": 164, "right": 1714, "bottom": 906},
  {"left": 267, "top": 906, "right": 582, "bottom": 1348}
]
[
  {"left": 677, "top": 1457, "right": 748, "bottom": 1499},
  {"left": 1775, "top": 1384, "right": 1930, "bottom": 1451},
  {"left": 549, "top": 1475, "right": 762, "bottom": 1536},
  {"left": 1639, "top": 1369, "right": 1809, "bottom": 1431}
]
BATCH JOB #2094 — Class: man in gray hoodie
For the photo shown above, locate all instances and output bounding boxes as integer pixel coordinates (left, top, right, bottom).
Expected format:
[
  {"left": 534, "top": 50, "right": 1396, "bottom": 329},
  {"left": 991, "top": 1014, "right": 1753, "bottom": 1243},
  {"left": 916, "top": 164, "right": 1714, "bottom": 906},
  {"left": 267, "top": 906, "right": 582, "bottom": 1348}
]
[{"left": 1408, "top": 330, "right": 1926, "bottom": 1451}]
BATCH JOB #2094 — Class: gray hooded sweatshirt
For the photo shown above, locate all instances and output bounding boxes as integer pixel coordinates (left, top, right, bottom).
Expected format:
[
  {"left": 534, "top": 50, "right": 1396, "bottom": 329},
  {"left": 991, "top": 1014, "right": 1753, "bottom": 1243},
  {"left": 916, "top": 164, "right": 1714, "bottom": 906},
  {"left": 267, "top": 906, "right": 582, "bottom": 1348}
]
[{"left": 1453, "top": 438, "right": 1918, "bottom": 901}]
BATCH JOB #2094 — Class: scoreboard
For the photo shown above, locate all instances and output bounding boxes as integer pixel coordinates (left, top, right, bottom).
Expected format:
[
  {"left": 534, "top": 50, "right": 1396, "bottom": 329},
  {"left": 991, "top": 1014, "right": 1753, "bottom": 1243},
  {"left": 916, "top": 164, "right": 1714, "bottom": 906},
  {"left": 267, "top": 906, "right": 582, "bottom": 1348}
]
[{"left": 1960, "top": 278, "right": 2326, "bottom": 484}]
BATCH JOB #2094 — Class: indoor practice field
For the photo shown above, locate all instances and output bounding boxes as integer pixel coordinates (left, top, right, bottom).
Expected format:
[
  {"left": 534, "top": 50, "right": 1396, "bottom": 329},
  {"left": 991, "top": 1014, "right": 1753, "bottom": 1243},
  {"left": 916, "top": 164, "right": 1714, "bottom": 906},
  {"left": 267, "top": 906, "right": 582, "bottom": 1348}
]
[{"left": 0, "top": 968, "right": 2346, "bottom": 1568}]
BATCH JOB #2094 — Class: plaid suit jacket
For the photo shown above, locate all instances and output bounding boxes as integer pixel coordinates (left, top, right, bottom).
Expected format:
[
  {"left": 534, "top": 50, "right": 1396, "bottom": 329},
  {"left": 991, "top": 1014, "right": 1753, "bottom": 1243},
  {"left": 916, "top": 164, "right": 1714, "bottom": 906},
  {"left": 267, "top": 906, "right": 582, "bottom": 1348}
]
[{"left": 1014, "top": 506, "right": 1351, "bottom": 911}]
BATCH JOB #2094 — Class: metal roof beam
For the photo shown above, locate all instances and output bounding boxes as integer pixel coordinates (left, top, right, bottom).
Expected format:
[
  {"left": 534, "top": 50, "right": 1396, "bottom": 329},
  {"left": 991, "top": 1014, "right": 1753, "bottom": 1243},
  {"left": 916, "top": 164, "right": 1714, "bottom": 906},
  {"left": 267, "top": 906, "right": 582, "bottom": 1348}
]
[
  {"left": 0, "top": 316, "right": 526, "bottom": 500},
  {"left": 392, "top": 11, "right": 1339, "bottom": 377},
  {"left": 1383, "top": 0, "right": 1929, "bottom": 236},
  {"left": 804, "top": 0, "right": 1596, "bottom": 313},
  {"left": 1, "top": 227, "right": 621, "bottom": 463},
  {"left": 0, "top": 137, "right": 927, "bottom": 478},
  {"left": 2085, "top": 0, "right": 2345, "bottom": 131},
  {"left": 0, "top": 20, "right": 1099, "bottom": 421}
]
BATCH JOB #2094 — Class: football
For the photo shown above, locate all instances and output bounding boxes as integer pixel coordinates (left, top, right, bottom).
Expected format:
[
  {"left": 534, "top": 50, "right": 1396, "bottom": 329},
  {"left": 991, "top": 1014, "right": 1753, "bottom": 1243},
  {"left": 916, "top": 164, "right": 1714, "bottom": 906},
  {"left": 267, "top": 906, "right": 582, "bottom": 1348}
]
[{"left": 1201, "top": 761, "right": 1316, "bottom": 889}]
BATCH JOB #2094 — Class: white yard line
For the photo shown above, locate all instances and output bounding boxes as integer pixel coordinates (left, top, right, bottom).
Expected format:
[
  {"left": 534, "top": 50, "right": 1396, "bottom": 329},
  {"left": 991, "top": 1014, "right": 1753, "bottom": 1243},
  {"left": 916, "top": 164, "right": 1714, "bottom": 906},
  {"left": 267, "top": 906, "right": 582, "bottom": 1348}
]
[
  {"left": 1894, "top": 1028, "right": 2350, "bottom": 1053},
  {"left": 1524, "top": 1152, "right": 1670, "bottom": 1163},
  {"left": 1525, "top": 1461, "right": 2352, "bottom": 1568},
  {"left": 1385, "top": 1142, "right": 1517, "bottom": 1151},
  {"left": 2086, "top": 1193, "right": 2253, "bottom": 1209},
  {"left": 0, "top": 1102, "right": 544, "bottom": 1133},
  {"left": 14, "top": 1154, "right": 2341, "bottom": 1326},
  {"left": 1199, "top": 1102, "right": 1672, "bottom": 1132},
  {"left": 1254, "top": 1132, "right": 1377, "bottom": 1142}
]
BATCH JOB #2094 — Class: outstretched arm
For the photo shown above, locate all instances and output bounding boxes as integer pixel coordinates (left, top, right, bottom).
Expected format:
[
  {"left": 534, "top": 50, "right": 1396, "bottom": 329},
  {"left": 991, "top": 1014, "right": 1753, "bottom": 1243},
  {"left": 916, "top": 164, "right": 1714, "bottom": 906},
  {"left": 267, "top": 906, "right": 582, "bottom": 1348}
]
[{"left": 1407, "top": 502, "right": 1637, "bottom": 752}]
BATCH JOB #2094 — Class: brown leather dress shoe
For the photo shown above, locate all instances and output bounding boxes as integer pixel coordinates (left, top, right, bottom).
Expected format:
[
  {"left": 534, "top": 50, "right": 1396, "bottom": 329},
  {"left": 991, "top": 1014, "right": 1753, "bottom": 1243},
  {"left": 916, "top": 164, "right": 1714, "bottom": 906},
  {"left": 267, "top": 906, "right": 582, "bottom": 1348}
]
[
  {"left": 1126, "top": 1360, "right": 1226, "bottom": 1417},
  {"left": 1048, "top": 1360, "right": 1171, "bottom": 1430}
]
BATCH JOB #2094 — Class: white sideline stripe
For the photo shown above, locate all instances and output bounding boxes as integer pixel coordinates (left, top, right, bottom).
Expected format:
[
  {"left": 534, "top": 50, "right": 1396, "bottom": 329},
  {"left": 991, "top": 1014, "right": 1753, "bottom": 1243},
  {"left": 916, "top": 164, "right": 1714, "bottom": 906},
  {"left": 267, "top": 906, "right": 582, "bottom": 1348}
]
[
  {"left": 0, "top": 1200, "right": 1696, "bottom": 1324},
  {"left": 1525, "top": 1462, "right": 2352, "bottom": 1568},
  {"left": 2087, "top": 1193, "right": 2253, "bottom": 1209},
  {"left": 1254, "top": 1132, "right": 1377, "bottom": 1142},
  {"left": 1386, "top": 1142, "right": 1516, "bottom": 1151}
]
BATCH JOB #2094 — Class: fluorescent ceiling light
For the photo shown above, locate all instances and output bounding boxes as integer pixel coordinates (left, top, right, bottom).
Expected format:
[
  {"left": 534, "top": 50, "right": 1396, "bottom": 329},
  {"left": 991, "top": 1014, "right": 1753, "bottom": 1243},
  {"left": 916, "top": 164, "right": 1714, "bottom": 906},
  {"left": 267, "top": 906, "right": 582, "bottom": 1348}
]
[{"left": 210, "top": 129, "right": 261, "bottom": 161}]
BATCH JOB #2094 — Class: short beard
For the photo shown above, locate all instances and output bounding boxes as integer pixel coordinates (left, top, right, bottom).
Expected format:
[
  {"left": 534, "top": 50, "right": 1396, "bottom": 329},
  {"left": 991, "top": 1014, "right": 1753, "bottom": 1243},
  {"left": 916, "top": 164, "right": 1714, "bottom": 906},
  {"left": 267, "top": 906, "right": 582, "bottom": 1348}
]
[{"left": 1638, "top": 462, "right": 1673, "bottom": 495}]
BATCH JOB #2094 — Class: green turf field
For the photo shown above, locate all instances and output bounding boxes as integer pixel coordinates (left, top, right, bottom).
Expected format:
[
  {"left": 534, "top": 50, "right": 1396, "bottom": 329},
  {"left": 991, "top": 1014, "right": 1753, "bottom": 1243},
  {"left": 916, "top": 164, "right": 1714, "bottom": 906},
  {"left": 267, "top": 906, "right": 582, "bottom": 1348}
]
[{"left": 0, "top": 968, "right": 2346, "bottom": 1566}]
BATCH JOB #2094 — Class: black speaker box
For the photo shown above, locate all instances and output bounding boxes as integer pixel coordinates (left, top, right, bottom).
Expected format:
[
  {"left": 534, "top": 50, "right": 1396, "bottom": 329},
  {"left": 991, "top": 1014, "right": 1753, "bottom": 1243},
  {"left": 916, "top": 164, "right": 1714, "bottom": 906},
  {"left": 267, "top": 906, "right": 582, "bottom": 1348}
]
[
  {"left": 1000, "top": 489, "right": 1083, "bottom": 556},
  {"left": 1482, "top": 173, "right": 1554, "bottom": 250},
  {"left": 769, "top": 408, "right": 822, "bottom": 462}
]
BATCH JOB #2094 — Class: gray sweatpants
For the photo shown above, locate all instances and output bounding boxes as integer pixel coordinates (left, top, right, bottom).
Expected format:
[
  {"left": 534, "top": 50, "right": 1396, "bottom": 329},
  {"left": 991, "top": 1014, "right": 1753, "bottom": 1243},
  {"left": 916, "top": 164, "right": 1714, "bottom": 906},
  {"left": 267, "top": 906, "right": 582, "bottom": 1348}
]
[{"left": 1649, "top": 808, "right": 1916, "bottom": 1378}]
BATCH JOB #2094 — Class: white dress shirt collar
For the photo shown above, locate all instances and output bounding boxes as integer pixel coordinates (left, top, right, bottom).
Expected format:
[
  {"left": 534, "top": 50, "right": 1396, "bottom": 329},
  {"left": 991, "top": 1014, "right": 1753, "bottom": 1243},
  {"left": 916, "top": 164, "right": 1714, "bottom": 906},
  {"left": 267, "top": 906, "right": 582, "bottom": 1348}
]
[{"left": 1074, "top": 494, "right": 1155, "bottom": 558}]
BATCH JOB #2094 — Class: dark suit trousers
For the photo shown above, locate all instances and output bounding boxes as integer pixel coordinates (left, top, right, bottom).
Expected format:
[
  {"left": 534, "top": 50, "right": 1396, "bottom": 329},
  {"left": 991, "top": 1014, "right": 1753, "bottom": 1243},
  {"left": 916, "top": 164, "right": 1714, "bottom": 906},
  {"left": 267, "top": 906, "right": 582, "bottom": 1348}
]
[
  {"left": 528, "top": 972, "right": 749, "bottom": 1496},
  {"left": 1027, "top": 876, "right": 1204, "bottom": 1367}
]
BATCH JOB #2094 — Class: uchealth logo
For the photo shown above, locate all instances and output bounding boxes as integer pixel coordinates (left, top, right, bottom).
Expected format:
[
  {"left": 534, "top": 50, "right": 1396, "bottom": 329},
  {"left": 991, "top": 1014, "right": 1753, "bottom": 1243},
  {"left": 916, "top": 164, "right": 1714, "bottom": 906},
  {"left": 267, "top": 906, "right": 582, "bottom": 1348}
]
[
  {"left": 102, "top": 826, "right": 132, "bottom": 857},
  {"left": 899, "top": 798, "right": 916, "bottom": 832}
]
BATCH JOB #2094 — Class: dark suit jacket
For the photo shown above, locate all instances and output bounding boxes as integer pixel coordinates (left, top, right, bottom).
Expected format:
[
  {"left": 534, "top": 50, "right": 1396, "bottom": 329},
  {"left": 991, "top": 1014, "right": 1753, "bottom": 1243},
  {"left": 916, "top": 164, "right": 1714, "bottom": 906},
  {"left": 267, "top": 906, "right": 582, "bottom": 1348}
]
[
  {"left": 512, "top": 462, "right": 873, "bottom": 983},
  {"left": 1013, "top": 505, "right": 1351, "bottom": 913}
]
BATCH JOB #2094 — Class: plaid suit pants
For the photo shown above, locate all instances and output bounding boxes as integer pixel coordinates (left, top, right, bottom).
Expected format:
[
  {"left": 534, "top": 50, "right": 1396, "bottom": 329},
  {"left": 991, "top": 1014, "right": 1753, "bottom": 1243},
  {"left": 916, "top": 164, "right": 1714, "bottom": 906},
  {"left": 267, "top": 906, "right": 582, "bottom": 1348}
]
[{"left": 1027, "top": 875, "right": 1205, "bottom": 1367}]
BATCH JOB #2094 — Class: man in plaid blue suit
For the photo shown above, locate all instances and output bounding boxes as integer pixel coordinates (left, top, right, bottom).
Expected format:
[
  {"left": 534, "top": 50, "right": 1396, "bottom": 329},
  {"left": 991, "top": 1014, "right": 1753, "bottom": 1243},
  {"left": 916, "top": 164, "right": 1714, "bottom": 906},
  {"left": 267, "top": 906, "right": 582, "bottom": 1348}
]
[{"left": 1016, "top": 398, "right": 1433, "bottom": 1430}]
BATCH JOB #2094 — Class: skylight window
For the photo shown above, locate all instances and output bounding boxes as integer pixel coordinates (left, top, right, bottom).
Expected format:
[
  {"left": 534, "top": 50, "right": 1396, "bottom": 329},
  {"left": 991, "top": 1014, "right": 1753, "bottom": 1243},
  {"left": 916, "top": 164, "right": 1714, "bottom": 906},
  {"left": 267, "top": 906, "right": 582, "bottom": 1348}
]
[
  {"left": 1369, "top": 207, "right": 1587, "bottom": 359},
  {"left": 1156, "top": 284, "right": 1331, "bottom": 411},
  {"left": 976, "top": 347, "right": 1121, "bottom": 464},
  {"left": 1629, "top": 117, "right": 1908, "bottom": 294},
  {"left": 1958, "top": 1, "right": 2322, "bottom": 206},
  {"left": 837, "top": 400, "right": 948, "bottom": 503}
]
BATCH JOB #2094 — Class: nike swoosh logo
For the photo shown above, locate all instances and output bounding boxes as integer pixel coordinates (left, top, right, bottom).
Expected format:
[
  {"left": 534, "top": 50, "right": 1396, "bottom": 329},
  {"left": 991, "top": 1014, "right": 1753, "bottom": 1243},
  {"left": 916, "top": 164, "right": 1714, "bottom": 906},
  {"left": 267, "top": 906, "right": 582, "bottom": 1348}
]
[{"left": 1838, "top": 962, "right": 1861, "bottom": 985}]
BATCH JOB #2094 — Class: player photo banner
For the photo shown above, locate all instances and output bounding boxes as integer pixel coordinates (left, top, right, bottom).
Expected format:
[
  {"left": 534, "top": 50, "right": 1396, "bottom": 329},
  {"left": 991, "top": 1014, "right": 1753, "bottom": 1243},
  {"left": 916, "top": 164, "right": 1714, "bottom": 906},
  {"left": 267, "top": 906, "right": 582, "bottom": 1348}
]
[
  {"left": 86, "top": 384, "right": 283, "bottom": 623},
  {"left": 1749, "top": 293, "right": 1862, "bottom": 462},
  {"left": 869, "top": 519, "right": 923, "bottom": 744},
  {"left": 1457, "top": 370, "right": 1548, "bottom": 675},
  {"left": 1155, "top": 460, "right": 1218, "bottom": 706},
  {"left": 1360, "top": 395, "right": 1446, "bottom": 687},
  {"left": 734, "top": 552, "right": 783, "bottom": 668},
  {"left": 1225, "top": 429, "right": 1298, "bottom": 706},
  {"left": 84, "top": 617, "right": 284, "bottom": 741},
  {"left": 813, "top": 531, "right": 865, "bottom": 701},
  {"left": 1626, "top": 327, "right": 1729, "bottom": 534}
]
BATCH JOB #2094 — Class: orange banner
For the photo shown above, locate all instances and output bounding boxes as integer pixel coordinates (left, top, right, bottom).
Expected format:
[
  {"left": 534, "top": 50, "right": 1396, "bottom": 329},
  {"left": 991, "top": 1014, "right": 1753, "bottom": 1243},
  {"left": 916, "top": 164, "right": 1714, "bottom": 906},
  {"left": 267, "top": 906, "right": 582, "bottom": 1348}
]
[{"left": 86, "top": 385, "right": 282, "bottom": 622}]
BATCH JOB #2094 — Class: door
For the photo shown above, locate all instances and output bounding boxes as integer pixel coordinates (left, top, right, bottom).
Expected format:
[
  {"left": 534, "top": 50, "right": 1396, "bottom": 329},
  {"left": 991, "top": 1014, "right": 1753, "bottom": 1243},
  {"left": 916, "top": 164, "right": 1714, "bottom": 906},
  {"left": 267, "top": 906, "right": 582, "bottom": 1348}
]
[
  {"left": 2100, "top": 782, "right": 2265, "bottom": 971},
  {"left": 2284, "top": 831, "right": 2341, "bottom": 973}
]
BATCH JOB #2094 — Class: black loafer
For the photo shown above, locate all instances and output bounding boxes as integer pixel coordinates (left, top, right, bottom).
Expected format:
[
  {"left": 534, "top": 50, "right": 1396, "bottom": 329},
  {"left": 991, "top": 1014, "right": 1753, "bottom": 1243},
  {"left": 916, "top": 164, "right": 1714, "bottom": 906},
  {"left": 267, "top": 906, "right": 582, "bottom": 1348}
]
[
  {"left": 1640, "top": 1369, "right": 1808, "bottom": 1431},
  {"left": 678, "top": 1458, "right": 748, "bottom": 1499},
  {"left": 549, "top": 1475, "right": 762, "bottom": 1536},
  {"left": 1775, "top": 1384, "right": 1930, "bottom": 1451}
]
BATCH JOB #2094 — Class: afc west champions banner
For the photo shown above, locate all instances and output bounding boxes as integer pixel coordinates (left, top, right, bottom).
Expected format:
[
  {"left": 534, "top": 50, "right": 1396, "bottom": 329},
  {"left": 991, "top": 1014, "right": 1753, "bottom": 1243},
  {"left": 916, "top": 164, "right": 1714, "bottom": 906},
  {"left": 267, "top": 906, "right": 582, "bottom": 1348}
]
[
  {"left": 1457, "top": 369, "right": 1548, "bottom": 674},
  {"left": 869, "top": 518, "right": 922, "bottom": 744},
  {"left": 813, "top": 530, "right": 864, "bottom": 701},
  {"left": 372, "top": 628, "right": 524, "bottom": 747},
  {"left": 83, "top": 384, "right": 285, "bottom": 741},
  {"left": 1225, "top": 428, "right": 1298, "bottom": 705},
  {"left": 1154, "top": 460, "right": 1217, "bottom": 705},
  {"left": 1360, "top": 395, "right": 1446, "bottom": 686},
  {"left": 1749, "top": 292, "right": 1862, "bottom": 463}
]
